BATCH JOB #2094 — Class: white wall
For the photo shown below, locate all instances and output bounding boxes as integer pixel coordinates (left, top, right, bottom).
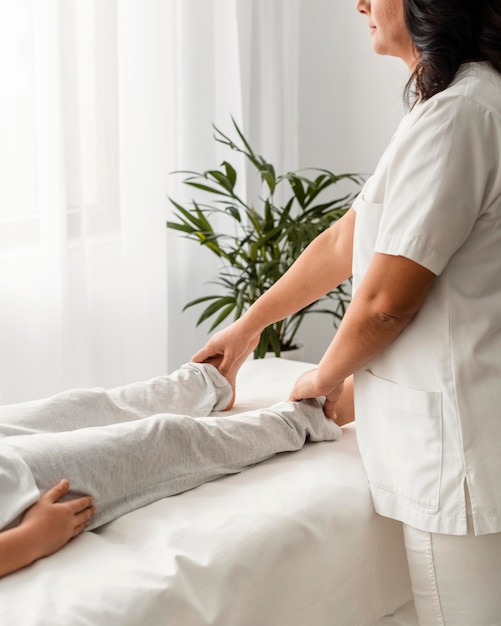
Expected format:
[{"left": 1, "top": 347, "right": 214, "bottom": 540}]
[
  {"left": 298, "top": 1, "right": 408, "bottom": 173},
  {"left": 295, "top": 0, "right": 409, "bottom": 363},
  {"left": 166, "top": 0, "right": 410, "bottom": 368}
]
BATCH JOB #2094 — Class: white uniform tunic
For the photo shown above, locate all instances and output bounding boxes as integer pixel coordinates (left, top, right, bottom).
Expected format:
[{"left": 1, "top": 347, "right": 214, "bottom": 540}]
[{"left": 352, "top": 62, "right": 501, "bottom": 535}]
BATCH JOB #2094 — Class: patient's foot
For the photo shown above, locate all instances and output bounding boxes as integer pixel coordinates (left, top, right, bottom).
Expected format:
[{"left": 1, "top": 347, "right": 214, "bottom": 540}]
[
  {"left": 271, "top": 398, "right": 343, "bottom": 443},
  {"left": 204, "top": 337, "right": 259, "bottom": 410}
]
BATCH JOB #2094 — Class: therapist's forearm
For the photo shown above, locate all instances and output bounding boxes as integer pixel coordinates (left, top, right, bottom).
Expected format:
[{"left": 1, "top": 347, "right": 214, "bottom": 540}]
[
  {"left": 238, "top": 209, "right": 355, "bottom": 337},
  {"left": 306, "top": 253, "right": 437, "bottom": 397},
  {"left": 317, "top": 293, "right": 412, "bottom": 388}
]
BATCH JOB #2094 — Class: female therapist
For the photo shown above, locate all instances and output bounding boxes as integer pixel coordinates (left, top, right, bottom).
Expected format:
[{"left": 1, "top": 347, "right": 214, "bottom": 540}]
[{"left": 193, "top": 0, "right": 501, "bottom": 623}]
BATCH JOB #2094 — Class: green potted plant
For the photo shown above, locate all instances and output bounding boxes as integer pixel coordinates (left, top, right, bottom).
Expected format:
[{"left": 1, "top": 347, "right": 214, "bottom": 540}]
[{"left": 167, "top": 120, "right": 363, "bottom": 358}]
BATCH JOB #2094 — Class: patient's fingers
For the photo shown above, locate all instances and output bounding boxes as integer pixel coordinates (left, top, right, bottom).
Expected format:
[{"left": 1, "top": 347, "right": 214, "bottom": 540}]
[
  {"left": 45, "top": 480, "right": 96, "bottom": 531},
  {"left": 68, "top": 495, "right": 95, "bottom": 514},
  {"left": 71, "top": 505, "right": 96, "bottom": 536},
  {"left": 46, "top": 480, "right": 95, "bottom": 514},
  {"left": 44, "top": 479, "right": 71, "bottom": 503},
  {"left": 66, "top": 495, "right": 96, "bottom": 536}
]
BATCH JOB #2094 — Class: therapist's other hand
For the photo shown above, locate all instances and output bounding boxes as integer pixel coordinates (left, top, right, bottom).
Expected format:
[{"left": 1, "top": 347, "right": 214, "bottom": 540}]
[{"left": 290, "top": 368, "right": 347, "bottom": 423}]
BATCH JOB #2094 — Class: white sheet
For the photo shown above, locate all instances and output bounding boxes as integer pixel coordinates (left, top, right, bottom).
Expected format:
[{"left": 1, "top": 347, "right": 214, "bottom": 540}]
[
  {"left": 0, "top": 358, "right": 412, "bottom": 625},
  {"left": 374, "top": 601, "right": 418, "bottom": 625}
]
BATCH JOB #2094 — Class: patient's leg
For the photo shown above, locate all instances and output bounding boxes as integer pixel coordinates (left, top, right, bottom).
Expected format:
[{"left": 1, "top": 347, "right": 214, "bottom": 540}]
[
  {"left": 0, "top": 364, "right": 232, "bottom": 438},
  {"left": 5, "top": 399, "right": 342, "bottom": 530}
]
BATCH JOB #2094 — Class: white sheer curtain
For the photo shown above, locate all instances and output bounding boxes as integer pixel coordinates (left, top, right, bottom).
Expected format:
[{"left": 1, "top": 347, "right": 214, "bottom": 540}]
[
  {"left": 0, "top": 0, "right": 302, "bottom": 401},
  {"left": 0, "top": 0, "right": 172, "bottom": 403},
  {"left": 1, "top": 0, "right": 403, "bottom": 402},
  {"left": 166, "top": 0, "right": 302, "bottom": 369}
]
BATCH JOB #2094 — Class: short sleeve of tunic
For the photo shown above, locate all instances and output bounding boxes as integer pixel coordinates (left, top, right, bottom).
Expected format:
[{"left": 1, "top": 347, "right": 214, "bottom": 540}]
[{"left": 355, "top": 91, "right": 500, "bottom": 275}]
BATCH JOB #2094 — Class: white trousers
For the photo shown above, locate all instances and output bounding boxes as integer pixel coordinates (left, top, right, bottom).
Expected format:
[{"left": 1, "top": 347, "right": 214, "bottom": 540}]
[{"left": 403, "top": 522, "right": 501, "bottom": 625}]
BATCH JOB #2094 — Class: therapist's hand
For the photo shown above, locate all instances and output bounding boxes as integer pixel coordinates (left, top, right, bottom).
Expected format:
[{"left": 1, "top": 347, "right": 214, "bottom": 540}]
[
  {"left": 289, "top": 368, "right": 345, "bottom": 422},
  {"left": 192, "top": 319, "right": 261, "bottom": 409},
  {"left": 192, "top": 320, "right": 260, "bottom": 380}
]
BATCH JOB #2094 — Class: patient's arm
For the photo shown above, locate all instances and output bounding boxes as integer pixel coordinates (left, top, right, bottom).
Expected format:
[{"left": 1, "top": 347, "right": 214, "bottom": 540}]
[{"left": 0, "top": 480, "right": 95, "bottom": 578}]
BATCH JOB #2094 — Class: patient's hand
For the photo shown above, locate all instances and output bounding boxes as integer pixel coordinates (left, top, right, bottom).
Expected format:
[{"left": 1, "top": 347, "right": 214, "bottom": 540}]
[
  {"left": 22, "top": 479, "right": 96, "bottom": 556},
  {"left": 0, "top": 480, "right": 95, "bottom": 577}
]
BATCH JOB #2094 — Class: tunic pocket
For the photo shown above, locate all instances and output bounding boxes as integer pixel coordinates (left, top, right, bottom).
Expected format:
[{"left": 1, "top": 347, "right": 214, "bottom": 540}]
[{"left": 355, "top": 369, "right": 443, "bottom": 511}]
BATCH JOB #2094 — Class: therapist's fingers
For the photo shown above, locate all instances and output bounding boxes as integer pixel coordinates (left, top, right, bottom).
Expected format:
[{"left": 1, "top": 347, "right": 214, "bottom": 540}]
[
  {"left": 323, "top": 398, "right": 339, "bottom": 422},
  {"left": 289, "top": 369, "right": 319, "bottom": 401},
  {"left": 329, "top": 377, "right": 355, "bottom": 426}
]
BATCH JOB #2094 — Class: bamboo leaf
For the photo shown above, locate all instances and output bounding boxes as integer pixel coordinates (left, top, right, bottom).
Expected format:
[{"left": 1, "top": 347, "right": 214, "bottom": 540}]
[
  {"left": 222, "top": 161, "right": 237, "bottom": 187},
  {"left": 184, "top": 181, "right": 232, "bottom": 197},
  {"left": 261, "top": 163, "right": 276, "bottom": 194},
  {"left": 208, "top": 302, "right": 237, "bottom": 331},
  {"left": 195, "top": 296, "right": 236, "bottom": 325},
  {"left": 168, "top": 120, "right": 362, "bottom": 351},
  {"left": 166, "top": 221, "right": 196, "bottom": 234},
  {"left": 182, "top": 294, "right": 223, "bottom": 311},
  {"left": 230, "top": 117, "right": 255, "bottom": 155},
  {"left": 287, "top": 174, "right": 306, "bottom": 208},
  {"left": 208, "top": 170, "right": 235, "bottom": 193}
]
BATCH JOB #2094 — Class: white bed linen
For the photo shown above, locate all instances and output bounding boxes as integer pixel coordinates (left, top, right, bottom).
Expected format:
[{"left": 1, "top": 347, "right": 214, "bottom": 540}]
[
  {"left": 373, "top": 601, "right": 418, "bottom": 625},
  {"left": 0, "top": 358, "right": 412, "bottom": 625}
]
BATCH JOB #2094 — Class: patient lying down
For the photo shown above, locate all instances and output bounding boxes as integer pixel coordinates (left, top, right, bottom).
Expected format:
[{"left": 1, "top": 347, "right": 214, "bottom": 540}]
[{"left": 0, "top": 358, "right": 353, "bottom": 578}]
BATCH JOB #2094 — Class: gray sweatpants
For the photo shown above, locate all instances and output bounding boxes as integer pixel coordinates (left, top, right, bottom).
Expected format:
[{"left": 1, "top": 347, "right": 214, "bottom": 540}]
[{"left": 1, "top": 363, "right": 341, "bottom": 530}]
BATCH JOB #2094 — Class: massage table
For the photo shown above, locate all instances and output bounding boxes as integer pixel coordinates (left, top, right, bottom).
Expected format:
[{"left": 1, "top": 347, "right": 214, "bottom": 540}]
[{"left": 0, "top": 358, "right": 415, "bottom": 625}]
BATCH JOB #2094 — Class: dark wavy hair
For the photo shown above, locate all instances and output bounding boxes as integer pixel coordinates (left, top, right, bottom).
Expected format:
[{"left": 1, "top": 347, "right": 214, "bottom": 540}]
[{"left": 403, "top": 0, "right": 501, "bottom": 103}]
